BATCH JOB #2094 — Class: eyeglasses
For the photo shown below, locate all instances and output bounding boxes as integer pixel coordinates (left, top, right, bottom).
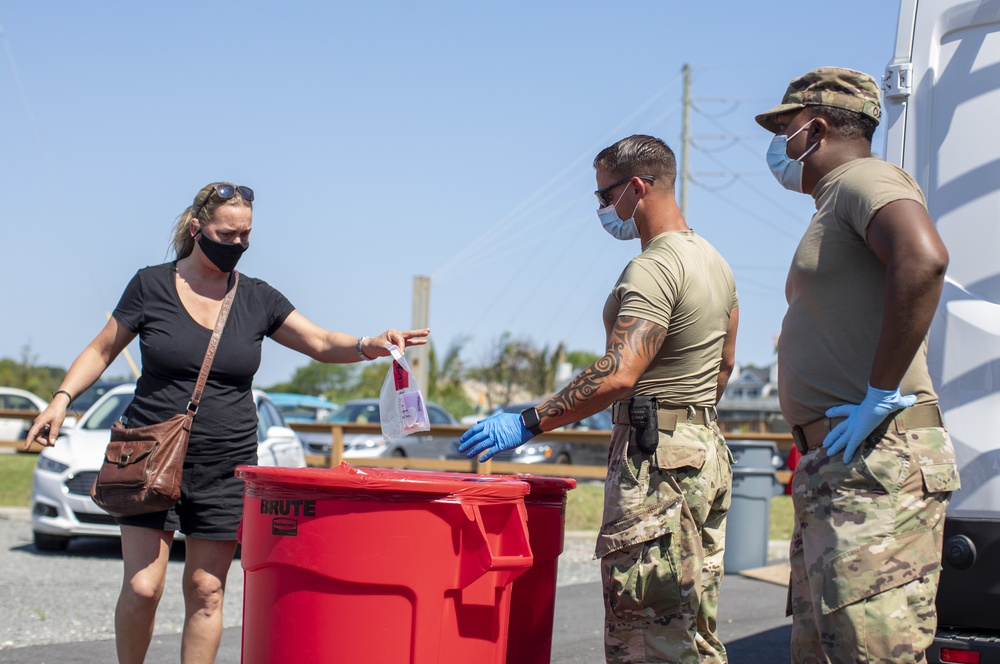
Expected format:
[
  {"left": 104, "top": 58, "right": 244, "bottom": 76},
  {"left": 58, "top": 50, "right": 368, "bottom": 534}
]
[
  {"left": 194, "top": 184, "right": 254, "bottom": 218},
  {"left": 595, "top": 175, "right": 656, "bottom": 207}
]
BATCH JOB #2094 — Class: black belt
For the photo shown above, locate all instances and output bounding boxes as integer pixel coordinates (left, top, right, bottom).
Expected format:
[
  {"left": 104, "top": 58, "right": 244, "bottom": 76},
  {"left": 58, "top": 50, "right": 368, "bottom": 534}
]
[
  {"left": 790, "top": 403, "right": 944, "bottom": 455},
  {"left": 611, "top": 401, "right": 717, "bottom": 429}
]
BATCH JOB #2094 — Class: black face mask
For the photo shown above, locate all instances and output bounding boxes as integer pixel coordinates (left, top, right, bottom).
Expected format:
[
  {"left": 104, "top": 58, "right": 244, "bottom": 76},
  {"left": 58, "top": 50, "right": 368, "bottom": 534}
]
[{"left": 197, "top": 232, "right": 248, "bottom": 273}]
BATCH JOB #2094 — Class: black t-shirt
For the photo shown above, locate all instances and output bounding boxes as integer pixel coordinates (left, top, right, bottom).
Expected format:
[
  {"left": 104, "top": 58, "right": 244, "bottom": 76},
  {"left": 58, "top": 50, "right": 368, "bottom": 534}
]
[{"left": 112, "top": 262, "right": 295, "bottom": 461}]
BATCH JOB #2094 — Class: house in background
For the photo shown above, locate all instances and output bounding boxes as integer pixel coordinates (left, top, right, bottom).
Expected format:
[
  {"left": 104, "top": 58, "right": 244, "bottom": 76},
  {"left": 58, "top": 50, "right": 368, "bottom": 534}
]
[{"left": 717, "top": 362, "right": 787, "bottom": 433}]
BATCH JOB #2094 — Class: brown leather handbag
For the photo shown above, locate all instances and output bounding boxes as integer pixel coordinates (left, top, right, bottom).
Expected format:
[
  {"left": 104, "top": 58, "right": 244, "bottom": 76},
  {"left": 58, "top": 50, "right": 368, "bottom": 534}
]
[{"left": 91, "top": 273, "right": 239, "bottom": 518}]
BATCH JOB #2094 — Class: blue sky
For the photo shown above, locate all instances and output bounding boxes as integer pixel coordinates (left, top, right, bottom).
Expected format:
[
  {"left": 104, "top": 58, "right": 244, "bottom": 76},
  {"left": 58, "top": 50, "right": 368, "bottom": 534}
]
[{"left": 0, "top": 1, "right": 903, "bottom": 389}]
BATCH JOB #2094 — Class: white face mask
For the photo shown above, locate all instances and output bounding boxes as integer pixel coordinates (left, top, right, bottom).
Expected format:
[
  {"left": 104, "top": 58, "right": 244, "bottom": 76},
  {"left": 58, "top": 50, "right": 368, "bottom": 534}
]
[
  {"left": 766, "top": 119, "right": 818, "bottom": 193},
  {"left": 597, "top": 182, "right": 641, "bottom": 241}
]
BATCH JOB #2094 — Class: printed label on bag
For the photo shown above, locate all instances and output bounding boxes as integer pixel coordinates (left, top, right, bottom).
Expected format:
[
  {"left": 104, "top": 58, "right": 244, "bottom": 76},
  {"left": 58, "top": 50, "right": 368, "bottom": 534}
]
[
  {"left": 393, "top": 360, "right": 409, "bottom": 390},
  {"left": 398, "top": 391, "right": 429, "bottom": 431},
  {"left": 399, "top": 391, "right": 420, "bottom": 429}
]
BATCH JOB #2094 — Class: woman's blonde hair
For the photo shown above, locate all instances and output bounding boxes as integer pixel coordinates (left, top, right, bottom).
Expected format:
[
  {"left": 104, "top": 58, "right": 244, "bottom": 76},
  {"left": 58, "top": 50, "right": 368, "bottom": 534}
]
[{"left": 170, "top": 182, "right": 253, "bottom": 259}]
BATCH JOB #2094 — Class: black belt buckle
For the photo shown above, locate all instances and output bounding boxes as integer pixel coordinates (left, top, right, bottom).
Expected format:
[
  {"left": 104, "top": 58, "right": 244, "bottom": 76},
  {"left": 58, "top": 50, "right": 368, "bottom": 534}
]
[
  {"left": 628, "top": 396, "right": 659, "bottom": 455},
  {"left": 791, "top": 426, "right": 808, "bottom": 455}
]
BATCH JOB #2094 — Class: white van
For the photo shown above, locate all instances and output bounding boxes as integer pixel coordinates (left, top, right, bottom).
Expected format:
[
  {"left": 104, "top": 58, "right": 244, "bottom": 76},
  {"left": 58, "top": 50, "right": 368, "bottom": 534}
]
[{"left": 884, "top": 1, "right": 1000, "bottom": 660}]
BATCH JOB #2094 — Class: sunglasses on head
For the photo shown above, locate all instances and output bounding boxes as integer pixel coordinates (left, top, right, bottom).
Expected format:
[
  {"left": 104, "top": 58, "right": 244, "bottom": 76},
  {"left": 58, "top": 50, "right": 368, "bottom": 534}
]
[
  {"left": 195, "top": 184, "right": 254, "bottom": 218},
  {"left": 595, "top": 175, "right": 656, "bottom": 207}
]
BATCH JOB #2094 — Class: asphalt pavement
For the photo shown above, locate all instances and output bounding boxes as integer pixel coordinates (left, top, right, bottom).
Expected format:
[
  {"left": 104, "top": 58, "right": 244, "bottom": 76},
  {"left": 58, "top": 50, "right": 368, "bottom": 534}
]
[
  {"left": 2, "top": 501, "right": 792, "bottom": 663},
  {"left": 4, "top": 567, "right": 791, "bottom": 663}
]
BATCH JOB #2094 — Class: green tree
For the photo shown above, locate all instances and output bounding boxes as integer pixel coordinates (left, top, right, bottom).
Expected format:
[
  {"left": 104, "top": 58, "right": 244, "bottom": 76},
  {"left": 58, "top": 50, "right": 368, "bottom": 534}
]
[
  {"left": 353, "top": 362, "right": 387, "bottom": 400},
  {"left": 265, "top": 358, "right": 390, "bottom": 405},
  {"left": 565, "top": 349, "right": 602, "bottom": 370},
  {"left": 426, "top": 337, "right": 473, "bottom": 419},
  {"left": 0, "top": 346, "right": 66, "bottom": 398},
  {"left": 468, "top": 332, "right": 543, "bottom": 408},
  {"left": 265, "top": 362, "right": 358, "bottom": 398}
]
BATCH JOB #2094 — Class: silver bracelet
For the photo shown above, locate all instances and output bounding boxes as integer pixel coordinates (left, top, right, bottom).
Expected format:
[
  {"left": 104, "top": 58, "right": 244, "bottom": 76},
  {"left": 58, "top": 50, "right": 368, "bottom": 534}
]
[{"left": 355, "top": 336, "right": 374, "bottom": 361}]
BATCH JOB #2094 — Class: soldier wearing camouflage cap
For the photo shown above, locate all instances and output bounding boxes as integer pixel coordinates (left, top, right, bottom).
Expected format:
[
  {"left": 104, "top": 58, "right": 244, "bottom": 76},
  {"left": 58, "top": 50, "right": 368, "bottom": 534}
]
[
  {"left": 755, "top": 67, "right": 882, "bottom": 133},
  {"left": 758, "top": 67, "right": 960, "bottom": 663}
]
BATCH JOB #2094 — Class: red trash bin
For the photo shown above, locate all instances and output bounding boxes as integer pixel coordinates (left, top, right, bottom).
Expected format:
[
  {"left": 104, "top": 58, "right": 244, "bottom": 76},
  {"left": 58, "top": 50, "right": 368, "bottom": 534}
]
[
  {"left": 236, "top": 463, "right": 533, "bottom": 664},
  {"left": 506, "top": 475, "right": 577, "bottom": 664},
  {"left": 785, "top": 445, "right": 802, "bottom": 496}
]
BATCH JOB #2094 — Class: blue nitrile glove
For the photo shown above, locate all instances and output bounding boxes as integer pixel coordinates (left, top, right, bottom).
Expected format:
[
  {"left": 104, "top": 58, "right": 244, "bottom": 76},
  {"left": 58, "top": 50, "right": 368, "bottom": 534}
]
[
  {"left": 458, "top": 412, "right": 536, "bottom": 462},
  {"left": 822, "top": 384, "right": 917, "bottom": 463}
]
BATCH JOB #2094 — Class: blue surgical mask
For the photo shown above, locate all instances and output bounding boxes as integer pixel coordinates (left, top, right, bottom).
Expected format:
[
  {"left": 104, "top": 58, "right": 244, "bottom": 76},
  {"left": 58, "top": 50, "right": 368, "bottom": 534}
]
[
  {"left": 766, "top": 119, "right": 818, "bottom": 193},
  {"left": 597, "top": 183, "right": 640, "bottom": 241}
]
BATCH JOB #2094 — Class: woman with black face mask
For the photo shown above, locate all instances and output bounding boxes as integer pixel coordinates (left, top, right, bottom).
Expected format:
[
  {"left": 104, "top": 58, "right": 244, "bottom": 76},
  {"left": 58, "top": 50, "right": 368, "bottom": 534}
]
[{"left": 24, "top": 182, "right": 429, "bottom": 664}]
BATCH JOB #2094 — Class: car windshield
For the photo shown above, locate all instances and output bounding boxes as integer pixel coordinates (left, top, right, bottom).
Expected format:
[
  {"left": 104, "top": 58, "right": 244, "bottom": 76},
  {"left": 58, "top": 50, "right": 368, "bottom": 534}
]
[
  {"left": 579, "top": 410, "right": 613, "bottom": 430},
  {"left": 279, "top": 404, "right": 336, "bottom": 421},
  {"left": 326, "top": 403, "right": 380, "bottom": 424},
  {"left": 82, "top": 393, "right": 131, "bottom": 430},
  {"left": 71, "top": 383, "right": 128, "bottom": 413}
]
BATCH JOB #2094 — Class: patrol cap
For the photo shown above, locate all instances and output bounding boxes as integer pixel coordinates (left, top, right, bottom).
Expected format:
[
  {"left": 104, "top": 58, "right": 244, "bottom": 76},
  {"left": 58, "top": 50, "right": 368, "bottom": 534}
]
[{"left": 755, "top": 67, "right": 882, "bottom": 133}]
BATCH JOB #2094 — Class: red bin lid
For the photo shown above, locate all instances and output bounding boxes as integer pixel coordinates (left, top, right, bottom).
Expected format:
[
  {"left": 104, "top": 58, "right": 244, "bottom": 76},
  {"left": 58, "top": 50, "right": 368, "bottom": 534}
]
[
  {"left": 236, "top": 462, "right": 530, "bottom": 500},
  {"left": 513, "top": 474, "right": 577, "bottom": 494}
]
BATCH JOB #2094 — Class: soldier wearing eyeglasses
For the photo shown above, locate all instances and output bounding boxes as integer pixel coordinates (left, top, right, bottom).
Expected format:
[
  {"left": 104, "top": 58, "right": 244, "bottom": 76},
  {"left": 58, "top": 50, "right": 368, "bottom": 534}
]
[{"left": 460, "top": 135, "right": 739, "bottom": 663}]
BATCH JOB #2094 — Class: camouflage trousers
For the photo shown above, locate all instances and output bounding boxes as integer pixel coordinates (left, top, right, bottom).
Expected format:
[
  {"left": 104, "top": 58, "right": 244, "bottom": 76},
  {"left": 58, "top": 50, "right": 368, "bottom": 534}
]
[
  {"left": 788, "top": 425, "right": 960, "bottom": 664},
  {"left": 597, "top": 419, "right": 733, "bottom": 663}
]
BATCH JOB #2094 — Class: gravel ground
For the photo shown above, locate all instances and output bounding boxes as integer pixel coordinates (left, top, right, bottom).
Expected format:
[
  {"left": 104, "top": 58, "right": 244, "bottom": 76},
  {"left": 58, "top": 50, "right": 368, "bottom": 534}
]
[{"left": 0, "top": 508, "right": 602, "bottom": 651}]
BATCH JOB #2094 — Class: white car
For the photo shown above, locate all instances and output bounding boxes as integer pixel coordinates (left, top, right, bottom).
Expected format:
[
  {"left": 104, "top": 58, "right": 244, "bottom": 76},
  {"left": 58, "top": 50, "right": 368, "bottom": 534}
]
[
  {"left": 0, "top": 387, "right": 48, "bottom": 442},
  {"left": 30, "top": 383, "right": 306, "bottom": 551}
]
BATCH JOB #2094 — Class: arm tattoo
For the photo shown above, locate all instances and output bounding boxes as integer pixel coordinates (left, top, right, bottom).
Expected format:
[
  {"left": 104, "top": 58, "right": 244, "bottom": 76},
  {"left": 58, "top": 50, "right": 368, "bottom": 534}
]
[{"left": 540, "top": 316, "right": 667, "bottom": 421}]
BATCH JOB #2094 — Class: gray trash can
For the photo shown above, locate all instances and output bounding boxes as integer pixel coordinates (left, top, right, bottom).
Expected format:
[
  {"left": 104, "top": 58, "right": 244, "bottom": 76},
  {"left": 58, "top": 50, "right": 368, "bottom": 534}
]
[{"left": 723, "top": 440, "right": 783, "bottom": 573}]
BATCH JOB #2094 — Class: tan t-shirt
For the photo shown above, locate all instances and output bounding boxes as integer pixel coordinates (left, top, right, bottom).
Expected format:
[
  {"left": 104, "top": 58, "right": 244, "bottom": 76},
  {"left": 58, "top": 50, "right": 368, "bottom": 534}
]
[
  {"left": 603, "top": 230, "right": 738, "bottom": 406},
  {"left": 778, "top": 158, "right": 938, "bottom": 426}
]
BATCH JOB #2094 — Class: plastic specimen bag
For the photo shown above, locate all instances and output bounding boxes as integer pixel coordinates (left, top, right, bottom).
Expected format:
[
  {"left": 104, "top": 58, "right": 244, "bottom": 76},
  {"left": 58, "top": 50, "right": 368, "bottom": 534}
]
[{"left": 379, "top": 344, "right": 430, "bottom": 440}]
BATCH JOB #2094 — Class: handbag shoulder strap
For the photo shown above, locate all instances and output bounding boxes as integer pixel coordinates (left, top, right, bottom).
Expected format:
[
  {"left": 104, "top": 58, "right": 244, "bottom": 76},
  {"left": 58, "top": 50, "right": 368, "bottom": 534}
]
[{"left": 186, "top": 271, "right": 239, "bottom": 417}]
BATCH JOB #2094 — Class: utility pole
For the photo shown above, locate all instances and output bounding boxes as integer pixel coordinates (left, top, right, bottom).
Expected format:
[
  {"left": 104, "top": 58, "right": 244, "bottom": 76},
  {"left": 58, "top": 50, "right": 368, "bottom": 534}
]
[
  {"left": 410, "top": 276, "right": 431, "bottom": 394},
  {"left": 680, "top": 63, "right": 691, "bottom": 218}
]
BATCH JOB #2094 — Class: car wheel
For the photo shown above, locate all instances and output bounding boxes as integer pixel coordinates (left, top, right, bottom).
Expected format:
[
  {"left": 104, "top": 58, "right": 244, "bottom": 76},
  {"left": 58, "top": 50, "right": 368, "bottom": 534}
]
[
  {"left": 33, "top": 531, "right": 70, "bottom": 552},
  {"left": 391, "top": 449, "right": 406, "bottom": 458},
  {"left": 555, "top": 452, "right": 571, "bottom": 465}
]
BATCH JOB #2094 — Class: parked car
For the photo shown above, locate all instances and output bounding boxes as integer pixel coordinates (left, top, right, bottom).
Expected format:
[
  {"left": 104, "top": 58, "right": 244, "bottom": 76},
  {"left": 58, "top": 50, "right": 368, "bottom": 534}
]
[
  {"left": 448, "top": 401, "right": 612, "bottom": 465},
  {"left": 0, "top": 387, "right": 48, "bottom": 442},
  {"left": 297, "top": 397, "right": 459, "bottom": 459},
  {"left": 30, "top": 383, "right": 306, "bottom": 551},
  {"left": 266, "top": 392, "right": 338, "bottom": 423},
  {"left": 66, "top": 380, "right": 132, "bottom": 415}
]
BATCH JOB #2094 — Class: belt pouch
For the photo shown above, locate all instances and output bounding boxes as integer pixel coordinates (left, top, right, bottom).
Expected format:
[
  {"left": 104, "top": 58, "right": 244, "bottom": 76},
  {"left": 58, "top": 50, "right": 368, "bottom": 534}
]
[{"left": 628, "top": 396, "right": 659, "bottom": 454}]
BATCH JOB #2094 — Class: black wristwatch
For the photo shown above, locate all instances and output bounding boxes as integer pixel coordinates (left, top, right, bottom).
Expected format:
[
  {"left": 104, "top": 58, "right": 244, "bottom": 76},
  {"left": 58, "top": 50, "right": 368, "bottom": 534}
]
[{"left": 520, "top": 407, "right": 543, "bottom": 436}]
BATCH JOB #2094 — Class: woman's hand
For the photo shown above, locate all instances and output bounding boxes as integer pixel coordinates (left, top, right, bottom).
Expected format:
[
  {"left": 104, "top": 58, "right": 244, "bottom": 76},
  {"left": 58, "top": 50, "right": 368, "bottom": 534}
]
[
  {"left": 24, "top": 402, "right": 69, "bottom": 451},
  {"left": 361, "top": 328, "right": 430, "bottom": 359}
]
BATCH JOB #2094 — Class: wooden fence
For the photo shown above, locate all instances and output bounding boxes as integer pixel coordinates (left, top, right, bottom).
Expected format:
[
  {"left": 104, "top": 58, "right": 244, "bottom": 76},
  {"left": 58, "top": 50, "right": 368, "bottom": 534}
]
[{"left": 1, "top": 408, "right": 793, "bottom": 484}]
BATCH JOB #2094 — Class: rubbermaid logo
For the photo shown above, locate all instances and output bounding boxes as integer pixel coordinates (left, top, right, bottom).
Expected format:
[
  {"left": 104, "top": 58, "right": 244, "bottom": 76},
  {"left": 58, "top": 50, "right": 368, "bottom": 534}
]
[{"left": 272, "top": 517, "right": 298, "bottom": 536}]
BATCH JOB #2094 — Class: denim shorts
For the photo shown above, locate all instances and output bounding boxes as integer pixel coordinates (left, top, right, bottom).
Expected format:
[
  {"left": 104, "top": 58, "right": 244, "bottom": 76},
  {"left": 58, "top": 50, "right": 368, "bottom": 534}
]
[{"left": 116, "top": 449, "right": 257, "bottom": 540}]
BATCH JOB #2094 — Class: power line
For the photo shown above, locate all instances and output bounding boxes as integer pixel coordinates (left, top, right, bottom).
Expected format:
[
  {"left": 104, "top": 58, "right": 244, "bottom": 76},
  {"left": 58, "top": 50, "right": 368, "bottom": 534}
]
[
  {"left": 1, "top": 17, "right": 111, "bottom": 310},
  {"left": 732, "top": 273, "right": 785, "bottom": 296},
  {"left": 1, "top": 18, "right": 139, "bottom": 378},
  {"left": 693, "top": 183, "right": 800, "bottom": 241},
  {"left": 432, "top": 73, "right": 683, "bottom": 284},
  {"left": 690, "top": 126, "right": 805, "bottom": 224},
  {"left": 688, "top": 173, "right": 740, "bottom": 192},
  {"left": 691, "top": 99, "right": 741, "bottom": 119},
  {"left": 431, "top": 171, "right": 590, "bottom": 283},
  {"left": 729, "top": 264, "right": 788, "bottom": 272},
  {"left": 680, "top": 64, "right": 691, "bottom": 216}
]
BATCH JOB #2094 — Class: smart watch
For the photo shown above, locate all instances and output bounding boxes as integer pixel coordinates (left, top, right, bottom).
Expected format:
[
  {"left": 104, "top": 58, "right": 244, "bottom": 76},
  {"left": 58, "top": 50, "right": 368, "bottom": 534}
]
[{"left": 520, "top": 407, "right": 543, "bottom": 436}]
